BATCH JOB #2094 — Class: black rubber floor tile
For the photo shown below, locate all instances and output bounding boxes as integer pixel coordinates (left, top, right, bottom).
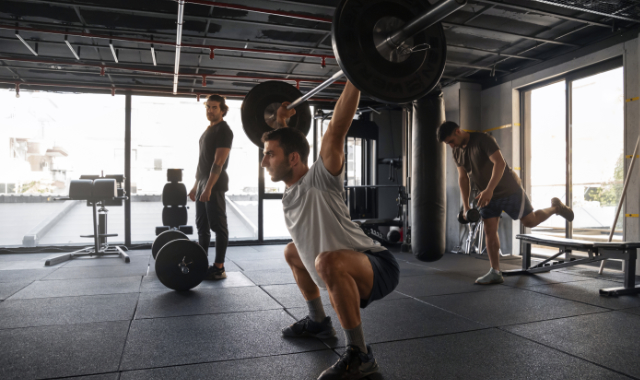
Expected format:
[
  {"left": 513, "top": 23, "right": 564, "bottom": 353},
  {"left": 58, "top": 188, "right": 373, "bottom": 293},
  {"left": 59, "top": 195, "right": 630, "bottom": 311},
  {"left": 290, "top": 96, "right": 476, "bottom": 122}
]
[
  {"left": 41, "top": 263, "right": 150, "bottom": 280},
  {"left": 0, "top": 260, "right": 53, "bottom": 270},
  {"left": 288, "top": 297, "right": 484, "bottom": 348},
  {"left": 406, "top": 254, "right": 522, "bottom": 279},
  {"left": 0, "top": 281, "right": 31, "bottom": 301},
  {"left": 225, "top": 246, "right": 260, "bottom": 254},
  {"left": 61, "top": 374, "right": 119, "bottom": 380},
  {"left": 557, "top": 267, "right": 635, "bottom": 284},
  {"left": 59, "top": 254, "right": 149, "bottom": 268},
  {"left": 243, "top": 268, "right": 296, "bottom": 286},
  {"left": 526, "top": 279, "right": 640, "bottom": 310},
  {"left": 141, "top": 271, "right": 254, "bottom": 292},
  {"left": 397, "top": 261, "right": 441, "bottom": 277},
  {"left": 135, "top": 286, "right": 281, "bottom": 319},
  {"left": 262, "top": 284, "right": 406, "bottom": 309},
  {"left": 395, "top": 272, "right": 504, "bottom": 298},
  {"left": 120, "top": 310, "right": 326, "bottom": 370},
  {"left": 120, "top": 350, "right": 338, "bottom": 380},
  {"left": 0, "top": 268, "right": 54, "bottom": 282},
  {"left": 420, "top": 287, "right": 605, "bottom": 327},
  {"left": 0, "top": 253, "right": 58, "bottom": 262},
  {"left": 147, "top": 259, "right": 242, "bottom": 273},
  {"left": 8, "top": 276, "right": 142, "bottom": 300},
  {"left": 0, "top": 321, "right": 129, "bottom": 380},
  {"left": 501, "top": 271, "right": 593, "bottom": 288},
  {"left": 505, "top": 311, "right": 640, "bottom": 379},
  {"left": 232, "top": 258, "right": 291, "bottom": 271},
  {"left": 0, "top": 293, "right": 138, "bottom": 329},
  {"left": 621, "top": 307, "right": 640, "bottom": 316},
  {"left": 372, "top": 328, "right": 629, "bottom": 380},
  {"left": 253, "top": 244, "right": 288, "bottom": 252},
  {"left": 226, "top": 250, "right": 286, "bottom": 261}
]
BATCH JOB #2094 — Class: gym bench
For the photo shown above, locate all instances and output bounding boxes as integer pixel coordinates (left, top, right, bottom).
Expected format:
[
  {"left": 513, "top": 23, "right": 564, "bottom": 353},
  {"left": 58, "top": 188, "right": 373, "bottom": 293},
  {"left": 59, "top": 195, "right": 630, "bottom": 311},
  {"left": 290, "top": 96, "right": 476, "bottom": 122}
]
[{"left": 503, "top": 234, "right": 640, "bottom": 296}]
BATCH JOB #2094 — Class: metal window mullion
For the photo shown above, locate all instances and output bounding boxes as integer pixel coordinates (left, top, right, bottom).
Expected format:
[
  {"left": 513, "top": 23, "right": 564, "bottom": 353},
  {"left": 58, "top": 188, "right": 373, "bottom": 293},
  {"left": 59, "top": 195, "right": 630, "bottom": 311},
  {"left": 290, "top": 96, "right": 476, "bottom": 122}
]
[
  {"left": 566, "top": 80, "right": 573, "bottom": 240},
  {"left": 124, "top": 94, "right": 132, "bottom": 247},
  {"left": 258, "top": 149, "right": 264, "bottom": 242}
]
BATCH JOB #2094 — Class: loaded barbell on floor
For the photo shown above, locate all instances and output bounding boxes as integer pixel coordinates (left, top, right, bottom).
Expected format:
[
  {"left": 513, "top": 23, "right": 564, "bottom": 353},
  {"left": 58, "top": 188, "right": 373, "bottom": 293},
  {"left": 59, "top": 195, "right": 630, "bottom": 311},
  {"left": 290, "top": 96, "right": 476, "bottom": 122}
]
[
  {"left": 241, "top": 0, "right": 467, "bottom": 146},
  {"left": 152, "top": 231, "right": 209, "bottom": 291}
]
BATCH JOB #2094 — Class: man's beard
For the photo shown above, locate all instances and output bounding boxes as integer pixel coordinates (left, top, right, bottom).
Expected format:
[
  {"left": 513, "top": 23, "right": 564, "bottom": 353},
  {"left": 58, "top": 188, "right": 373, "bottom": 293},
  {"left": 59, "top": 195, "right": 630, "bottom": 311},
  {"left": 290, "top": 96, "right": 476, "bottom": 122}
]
[{"left": 269, "top": 161, "right": 293, "bottom": 183}]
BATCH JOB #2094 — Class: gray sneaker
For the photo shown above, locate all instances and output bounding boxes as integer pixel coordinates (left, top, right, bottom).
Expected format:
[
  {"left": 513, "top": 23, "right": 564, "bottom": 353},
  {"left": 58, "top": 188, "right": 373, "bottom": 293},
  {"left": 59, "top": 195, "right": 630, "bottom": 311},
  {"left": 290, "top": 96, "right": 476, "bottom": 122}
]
[
  {"left": 552, "top": 197, "right": 574, "bottom": 222},
  {"left": 475, "top": 268, "right": 504, "bottom": 285},
  {"left": 317, "top": 345, "right": 379, "bottom": 380}
]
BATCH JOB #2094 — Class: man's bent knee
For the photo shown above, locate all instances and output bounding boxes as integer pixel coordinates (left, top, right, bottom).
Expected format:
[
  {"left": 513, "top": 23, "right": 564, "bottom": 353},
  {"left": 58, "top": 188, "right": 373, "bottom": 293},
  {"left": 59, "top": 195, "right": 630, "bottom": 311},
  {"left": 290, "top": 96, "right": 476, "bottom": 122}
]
[
  {"left": 315, "top": 251, "right": 343, "bottom": 280},
  {"left": 284, "top": 242, "right": 300, "bottom": 264}
]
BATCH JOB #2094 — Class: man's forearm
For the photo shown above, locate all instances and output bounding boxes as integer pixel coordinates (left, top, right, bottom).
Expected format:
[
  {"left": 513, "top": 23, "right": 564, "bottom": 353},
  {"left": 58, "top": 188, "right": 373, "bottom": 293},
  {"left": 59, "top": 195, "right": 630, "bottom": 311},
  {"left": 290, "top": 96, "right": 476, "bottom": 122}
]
[
  {"left": 485, "top": 162, "right": 505, "bottom": 193},
  {"left": 204, "top": 164, "right": 223, "bottom": 191},
  {"left": 459, "top": 177, "right": 471, "bottom": 209}
]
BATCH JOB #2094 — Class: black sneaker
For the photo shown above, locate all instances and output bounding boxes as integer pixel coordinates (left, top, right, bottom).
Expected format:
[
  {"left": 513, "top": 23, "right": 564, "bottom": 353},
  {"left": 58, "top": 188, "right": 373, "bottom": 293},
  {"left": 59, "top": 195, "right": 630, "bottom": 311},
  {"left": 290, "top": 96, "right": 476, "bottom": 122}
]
[
  {"left": 204, "top": 265, "right": 227, "bottom": 280},
  {"left": 282, "top": 316, "right": 336, "bottom": 339},
  {"left": 318, "top": 345, "right": 379, "bottom": 380},
  {"left": 552, "top": 197, "right": 574, "bottom": 222}
]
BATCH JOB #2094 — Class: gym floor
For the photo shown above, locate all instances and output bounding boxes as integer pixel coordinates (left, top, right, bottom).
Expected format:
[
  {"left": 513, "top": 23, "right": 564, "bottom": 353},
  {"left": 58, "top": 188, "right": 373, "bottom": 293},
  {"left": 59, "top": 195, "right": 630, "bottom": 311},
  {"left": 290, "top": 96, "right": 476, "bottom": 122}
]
[{"left": 1, "top": 246, "right": 639, "bottom": 380}]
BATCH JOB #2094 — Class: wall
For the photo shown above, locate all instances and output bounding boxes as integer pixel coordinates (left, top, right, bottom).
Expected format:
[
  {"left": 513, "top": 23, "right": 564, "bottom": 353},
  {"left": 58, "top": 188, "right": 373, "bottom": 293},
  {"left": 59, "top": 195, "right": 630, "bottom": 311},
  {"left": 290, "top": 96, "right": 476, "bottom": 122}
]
[
  {"left": 479, "top": 36, "right": 640, "bottom": 273},
  {"left": 443, "top": 82, "right": 482, "bottom": 253}
]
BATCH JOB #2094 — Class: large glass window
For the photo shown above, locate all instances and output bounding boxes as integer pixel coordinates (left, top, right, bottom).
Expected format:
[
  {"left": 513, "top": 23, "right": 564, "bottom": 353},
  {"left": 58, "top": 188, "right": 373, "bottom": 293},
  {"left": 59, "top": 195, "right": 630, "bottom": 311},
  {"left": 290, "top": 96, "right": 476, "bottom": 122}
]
[
  {"left": 0, "top": 89, "right": 125, "bottom": 247},
  {"left": 130, "top": 96, "right": 258, "bottom": 244},
  {"left": 528, "top": 81, "right": 567, "bottom": 238},
  {"left": 571, "top": 68, "right": 624, "bottom": 241},
  {"left": 524, "top": 65, "right": 625, "bottom": 247}
]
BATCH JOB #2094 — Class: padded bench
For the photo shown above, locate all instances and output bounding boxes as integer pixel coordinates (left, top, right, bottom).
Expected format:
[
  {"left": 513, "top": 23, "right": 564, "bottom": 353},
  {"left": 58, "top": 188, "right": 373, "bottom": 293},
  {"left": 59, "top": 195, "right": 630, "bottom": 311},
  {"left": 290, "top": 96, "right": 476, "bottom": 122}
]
[{"left": 503, "top": 234, "right": 640, "bottom": 296}]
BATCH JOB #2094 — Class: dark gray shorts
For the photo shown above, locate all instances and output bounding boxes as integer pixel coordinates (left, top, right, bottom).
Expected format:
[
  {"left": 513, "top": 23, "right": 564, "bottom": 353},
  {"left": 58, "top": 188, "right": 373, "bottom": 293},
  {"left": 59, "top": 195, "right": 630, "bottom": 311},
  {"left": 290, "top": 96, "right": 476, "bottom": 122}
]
[{"left": 360, "top": 249, "right": 400, "bottom": 309}]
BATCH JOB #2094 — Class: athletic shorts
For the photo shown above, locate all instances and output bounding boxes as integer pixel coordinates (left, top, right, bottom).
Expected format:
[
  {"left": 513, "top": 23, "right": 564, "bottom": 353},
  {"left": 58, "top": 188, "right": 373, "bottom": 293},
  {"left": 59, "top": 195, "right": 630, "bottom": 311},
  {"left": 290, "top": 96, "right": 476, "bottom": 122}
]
[
  {"left": 479, "top": 190, "right": 533, "bottom": 220},
  {"left": 360, "top": 249, "right": 400, "bottom": 309}
]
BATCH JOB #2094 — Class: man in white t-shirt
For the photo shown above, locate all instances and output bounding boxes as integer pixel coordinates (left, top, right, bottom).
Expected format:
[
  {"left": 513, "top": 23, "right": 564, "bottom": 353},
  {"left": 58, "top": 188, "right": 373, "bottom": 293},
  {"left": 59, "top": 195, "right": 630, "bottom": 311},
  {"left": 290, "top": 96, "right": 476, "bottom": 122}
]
[{"left": 260, "top": 81, "right": 400, "bottom": 380}]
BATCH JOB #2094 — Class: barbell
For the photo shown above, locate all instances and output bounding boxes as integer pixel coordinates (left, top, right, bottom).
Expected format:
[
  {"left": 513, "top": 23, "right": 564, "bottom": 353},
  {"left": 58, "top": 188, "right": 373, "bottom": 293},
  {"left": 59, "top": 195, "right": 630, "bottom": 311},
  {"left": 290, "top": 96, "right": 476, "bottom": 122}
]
[
  {"left": 240, "top": 0, "right": 467, "bottom": 146},
  {"left": 152, "top": 230, "right": 209, "bottom": 291}
]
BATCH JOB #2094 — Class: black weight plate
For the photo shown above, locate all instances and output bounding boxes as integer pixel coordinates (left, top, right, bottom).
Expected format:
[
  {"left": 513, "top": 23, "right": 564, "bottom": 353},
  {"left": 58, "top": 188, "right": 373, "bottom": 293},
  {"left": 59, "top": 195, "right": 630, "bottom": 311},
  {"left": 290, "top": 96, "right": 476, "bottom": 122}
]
[
  {"left": 241, "top": 81, "right": 312, "bottom": 147},
  {"left": 332, "top": 0, "right": 447, "bottom": 103},
  {"left": 466, "top": 208, "right": 481, "bottom": 223},
  {"left": 155, "top": 240, "right": 208, "bottom": 291},
  {"left": 152, "top": 229, "right": 189, "bottom": 259}
]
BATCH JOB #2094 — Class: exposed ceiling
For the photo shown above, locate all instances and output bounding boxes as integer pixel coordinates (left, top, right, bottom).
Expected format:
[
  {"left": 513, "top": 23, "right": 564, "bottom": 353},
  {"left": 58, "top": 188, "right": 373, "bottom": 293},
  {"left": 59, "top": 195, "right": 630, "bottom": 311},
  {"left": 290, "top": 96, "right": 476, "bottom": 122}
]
[{"left": 0, "top": 0, "right": 636, "bottom": 105}]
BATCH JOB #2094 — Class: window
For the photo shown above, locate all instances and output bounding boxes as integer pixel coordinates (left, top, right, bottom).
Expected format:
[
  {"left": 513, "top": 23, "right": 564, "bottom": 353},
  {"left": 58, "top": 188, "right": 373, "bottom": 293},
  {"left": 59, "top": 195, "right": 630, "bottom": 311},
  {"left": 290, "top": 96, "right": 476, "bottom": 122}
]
[{"left": 523, "top": 62, "right": 624, "bottom": 248}]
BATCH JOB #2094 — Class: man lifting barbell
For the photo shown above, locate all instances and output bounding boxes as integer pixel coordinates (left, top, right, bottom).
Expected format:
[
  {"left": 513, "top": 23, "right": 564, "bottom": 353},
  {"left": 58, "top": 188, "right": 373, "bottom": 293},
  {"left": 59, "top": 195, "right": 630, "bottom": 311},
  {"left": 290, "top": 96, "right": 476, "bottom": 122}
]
[
  {"left": 260, "top": 81, "right": 399, "bottom": 380},
  {"left": 188, "top": 94, "right": 233, "bottom": 281},
  {"left": 437, "top": 121, "right": 575, "bottom": 284}
]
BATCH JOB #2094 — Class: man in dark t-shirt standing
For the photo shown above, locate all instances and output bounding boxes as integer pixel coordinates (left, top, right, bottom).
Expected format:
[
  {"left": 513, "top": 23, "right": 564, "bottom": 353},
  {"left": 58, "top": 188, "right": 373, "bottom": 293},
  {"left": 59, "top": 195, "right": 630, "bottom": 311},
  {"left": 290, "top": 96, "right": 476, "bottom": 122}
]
[
  {"left": 188, "top": 94, "right": 234, "bottom": 280},
  {"left": 437, "top": 121, "right": 574, "bottom": 284}
]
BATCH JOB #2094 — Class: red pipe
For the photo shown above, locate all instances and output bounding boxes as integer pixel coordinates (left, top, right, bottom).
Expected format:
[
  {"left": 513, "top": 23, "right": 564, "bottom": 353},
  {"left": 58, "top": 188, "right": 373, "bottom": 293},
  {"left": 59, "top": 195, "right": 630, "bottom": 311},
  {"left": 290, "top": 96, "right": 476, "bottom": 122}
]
[
  {"left": 178, "top": 0, "right": 332, "bottom": 23},
  {"left": 0, "top": 56, "right": 346, "bottom": 86},
  {"left": 1, "top": 24, "right": 336, "bottom": 62},
  {"left": 0, "top": 80, "right": 339, "bottom": 102}
]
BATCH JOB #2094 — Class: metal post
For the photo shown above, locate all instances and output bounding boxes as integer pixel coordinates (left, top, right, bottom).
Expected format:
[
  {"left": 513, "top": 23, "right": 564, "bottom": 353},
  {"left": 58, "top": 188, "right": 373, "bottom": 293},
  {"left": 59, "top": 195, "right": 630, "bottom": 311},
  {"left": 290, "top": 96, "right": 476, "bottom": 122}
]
[{"left": 124, "top": 94, "right": 132, "bottom": 247}]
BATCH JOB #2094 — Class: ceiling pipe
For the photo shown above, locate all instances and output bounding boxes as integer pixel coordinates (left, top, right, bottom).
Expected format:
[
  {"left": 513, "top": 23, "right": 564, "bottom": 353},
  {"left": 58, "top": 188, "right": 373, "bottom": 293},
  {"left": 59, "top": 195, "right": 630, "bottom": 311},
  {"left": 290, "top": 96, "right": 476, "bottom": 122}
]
[
  {"left": 175, "top": 0, "right": 332, "bottom": 23},
  {"left": 173, "top": 0, "right": 185, "bottom": 94},
  {"left": 0, "top": 80, "right": 340, "bottom": 102},
  {"left": 0, "top": 56, "right": 346, "bottom": 87},
  {"left": 2, "top": 24, "right": 334, "bottom": 64}
]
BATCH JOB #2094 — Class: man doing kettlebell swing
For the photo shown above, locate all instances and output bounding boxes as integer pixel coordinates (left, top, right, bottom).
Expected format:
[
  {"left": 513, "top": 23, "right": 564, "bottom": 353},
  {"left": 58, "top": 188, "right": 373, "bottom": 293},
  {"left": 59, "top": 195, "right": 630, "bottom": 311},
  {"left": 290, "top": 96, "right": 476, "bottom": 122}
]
[
  {"left": 437, "top": 121, "right": 575, "bottom": 284},
  {"left": 188, "top": 94, "right": 234, "bottom": 281},
  {"left": 261, "top": 81, "right": 399, "bottom": 380}
]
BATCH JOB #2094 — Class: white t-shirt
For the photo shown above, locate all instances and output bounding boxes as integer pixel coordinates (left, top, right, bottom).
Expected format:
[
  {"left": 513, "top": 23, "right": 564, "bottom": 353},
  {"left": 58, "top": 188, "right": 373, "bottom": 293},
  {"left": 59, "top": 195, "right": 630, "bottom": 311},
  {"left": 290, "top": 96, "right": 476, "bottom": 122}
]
[{"left": 282, "top": 156, "right": 385, "bottom": 289}]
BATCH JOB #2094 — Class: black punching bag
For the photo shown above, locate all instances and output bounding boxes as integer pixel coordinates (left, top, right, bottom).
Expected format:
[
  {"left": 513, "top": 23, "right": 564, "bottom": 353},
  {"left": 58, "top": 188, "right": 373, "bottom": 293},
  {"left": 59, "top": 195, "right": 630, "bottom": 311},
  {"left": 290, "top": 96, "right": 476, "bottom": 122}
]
[{"left": 411, "top": 91, "right": 446, "bottom": 262}]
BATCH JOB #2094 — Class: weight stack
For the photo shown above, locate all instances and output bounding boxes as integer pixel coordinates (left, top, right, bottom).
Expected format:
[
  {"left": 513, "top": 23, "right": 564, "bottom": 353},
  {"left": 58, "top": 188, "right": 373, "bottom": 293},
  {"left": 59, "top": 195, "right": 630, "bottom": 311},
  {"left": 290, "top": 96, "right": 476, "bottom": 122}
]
[{"left": 411, "top": 91, "right": 446, "bottom": 262}]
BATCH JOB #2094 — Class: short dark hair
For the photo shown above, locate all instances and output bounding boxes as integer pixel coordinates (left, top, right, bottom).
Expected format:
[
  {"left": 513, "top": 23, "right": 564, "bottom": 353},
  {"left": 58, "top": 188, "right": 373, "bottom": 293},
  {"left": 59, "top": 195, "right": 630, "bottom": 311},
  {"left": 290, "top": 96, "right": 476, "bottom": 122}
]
[
  {"left": 261, "top": 128, "right": 310, "bottom": 165},
  {"left": 436, "top": 121, "right": 460, "bottom": 142},
  {"left": 207, "top": 94, "right": 229, "bottom": 117}
]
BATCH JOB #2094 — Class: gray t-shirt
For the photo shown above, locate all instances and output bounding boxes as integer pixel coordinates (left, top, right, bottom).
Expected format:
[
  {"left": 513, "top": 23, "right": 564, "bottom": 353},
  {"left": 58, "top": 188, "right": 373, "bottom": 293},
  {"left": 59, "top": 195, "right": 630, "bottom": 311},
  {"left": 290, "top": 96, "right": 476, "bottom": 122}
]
[{"left": 282, "top": 156, "right": 385, "bottom": 289}]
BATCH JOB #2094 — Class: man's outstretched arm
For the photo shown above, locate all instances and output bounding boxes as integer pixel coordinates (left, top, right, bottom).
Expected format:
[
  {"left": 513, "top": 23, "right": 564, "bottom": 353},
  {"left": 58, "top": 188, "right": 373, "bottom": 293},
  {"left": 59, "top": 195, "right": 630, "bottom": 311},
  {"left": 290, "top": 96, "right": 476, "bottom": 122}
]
[{"left": 320, "top": 81, "right": 360, "bottom": 175}]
